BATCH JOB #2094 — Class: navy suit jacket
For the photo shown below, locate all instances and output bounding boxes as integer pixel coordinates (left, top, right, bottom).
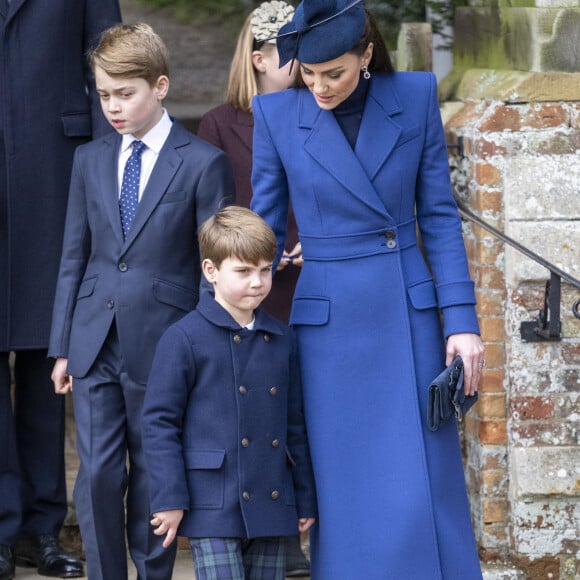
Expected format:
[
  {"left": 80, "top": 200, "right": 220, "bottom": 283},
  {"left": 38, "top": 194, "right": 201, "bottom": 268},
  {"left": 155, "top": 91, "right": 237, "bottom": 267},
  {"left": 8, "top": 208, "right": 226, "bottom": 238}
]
[{"left": 48, "top": 120, "right": 235, "bottom": 384}]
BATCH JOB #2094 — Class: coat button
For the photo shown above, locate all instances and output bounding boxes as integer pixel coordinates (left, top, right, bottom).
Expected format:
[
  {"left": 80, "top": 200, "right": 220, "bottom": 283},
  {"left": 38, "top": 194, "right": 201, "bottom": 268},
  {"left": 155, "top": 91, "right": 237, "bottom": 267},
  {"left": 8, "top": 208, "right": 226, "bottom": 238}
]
[
  {"left": 233, "top": 335, "right": 241, "bottom": 344},
  {"left": 242, "top": 491, "right": 250, "bottom": 501},
  {"left": 118, "top": 262, "right": 128, "bottom": 272},
  {"left": 106, "top": 299, "right": 115, "bottom": 309},
  {"left": 271, "top": 490, "right": 279, "bottom": 500},
  {"left": 263, "top": 334, "right": 270, "bottom": 342},
  {"left": 239, "top": 385, "right": 247, "bottom": 395},
  {"left": 241, "top": 437, "right": 249, "bottom": 447},
  {"left": 387, "top": 239, "right": 397, "bottom": 249},
  {"left": 269, "top": 387, "right": 278, "bottom": 396},
  {"left": 385, "top": 231, "right": 397, "bottom": 249},
  {"left": 271, "top": 439, "right": 280, "bottom": 448}
]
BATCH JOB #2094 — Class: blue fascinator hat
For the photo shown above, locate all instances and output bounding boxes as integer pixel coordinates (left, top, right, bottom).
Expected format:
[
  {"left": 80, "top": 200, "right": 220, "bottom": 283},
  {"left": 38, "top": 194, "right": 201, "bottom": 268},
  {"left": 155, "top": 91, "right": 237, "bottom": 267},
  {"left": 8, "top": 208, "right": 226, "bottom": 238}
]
[{"left": 276, "top": 0, "right": 366, "bottom": 67}]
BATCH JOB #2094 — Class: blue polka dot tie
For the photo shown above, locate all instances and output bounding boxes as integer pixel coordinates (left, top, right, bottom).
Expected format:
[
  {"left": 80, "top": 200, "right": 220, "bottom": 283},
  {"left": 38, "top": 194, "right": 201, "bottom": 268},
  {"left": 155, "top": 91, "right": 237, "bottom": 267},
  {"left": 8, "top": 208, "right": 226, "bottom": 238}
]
[{"left": 119, "top": 140, "right": 146, "bottom": 239}]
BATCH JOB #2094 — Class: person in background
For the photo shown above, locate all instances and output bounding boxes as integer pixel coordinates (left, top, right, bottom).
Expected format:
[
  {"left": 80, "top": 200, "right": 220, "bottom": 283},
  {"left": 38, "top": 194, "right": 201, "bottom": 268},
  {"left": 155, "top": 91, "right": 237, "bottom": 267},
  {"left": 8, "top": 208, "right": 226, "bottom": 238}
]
[
  {"left": 250, "top": 0, "right": 485, "bottom": 578},
  {"left": 142, "top": 205, "right": 317, "bottom": 580},
  {"left": 49, "top": 23, "right": 235, "bottom": 580},
  {"left": 197, "top": 3, "right": 311, "bottom": 575},
  {"left": 0, "top": 2, "right": 121, "bottom": 578}
]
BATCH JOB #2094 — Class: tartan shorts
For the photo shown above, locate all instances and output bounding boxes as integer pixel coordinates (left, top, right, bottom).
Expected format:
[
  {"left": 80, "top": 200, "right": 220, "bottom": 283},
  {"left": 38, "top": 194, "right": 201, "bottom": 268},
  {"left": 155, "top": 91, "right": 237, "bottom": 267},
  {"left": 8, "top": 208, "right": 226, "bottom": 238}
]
[{"left": 190, "top": 536, "right": 286, "bottom": 580}]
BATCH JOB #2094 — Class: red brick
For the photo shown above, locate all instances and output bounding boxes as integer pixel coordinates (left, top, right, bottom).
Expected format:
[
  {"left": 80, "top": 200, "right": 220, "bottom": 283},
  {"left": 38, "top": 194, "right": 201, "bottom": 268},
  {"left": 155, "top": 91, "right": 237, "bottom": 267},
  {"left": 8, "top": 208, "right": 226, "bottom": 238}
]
[
  {"left": 473, "top": 162, "right": 502, "bottom": 187},
  {"left": 520, "top": 104, "right": 569, "bottom": 130},
  {"left": 477, "top": 105, "right": 521, "bottom": 132},
  {"left": 473, "top": 188, "right": 503, "bottom": 213},
  {"left": 474, "top": 137, "right": 508, "bottom": 159},
  {"left": 472, "top": 236, "right": 504, "bottom": 265},
  {"left": 480, "top": 369, "right": 505, "bottom": 394},
  {"left": 510, "top": 396, "right": 554, "bottom": 420},
  {"left": 479, "top": 420, "right": 507, "bottom": 444},
  {"left": 482, "top": 499, "right": 508, "bottom": 523},
  {"left": 479, "top": 317, "right": 505, "bottom": 341},
  {"left": 478, "top": 394, "right": 507, "bottom": 419},
  {"left": 476, "top": 290, "right": 506, "bottom": 317},
  {"left": 475, "top": 265, "right": 505, "bottom": 291}
]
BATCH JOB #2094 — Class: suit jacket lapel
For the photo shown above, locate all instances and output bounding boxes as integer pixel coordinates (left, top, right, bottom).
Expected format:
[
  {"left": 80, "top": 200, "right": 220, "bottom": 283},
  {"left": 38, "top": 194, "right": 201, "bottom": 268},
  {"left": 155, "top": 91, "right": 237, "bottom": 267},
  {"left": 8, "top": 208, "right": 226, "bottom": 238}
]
[
  {"left": 122, "top": 122, "right": 187, "bottom": 247},
  {"left": 99, "top": 133, "right": 125, "bottom": 247},
  {"left": 4, "top": 0, "right": 26, "bottom": 21}
]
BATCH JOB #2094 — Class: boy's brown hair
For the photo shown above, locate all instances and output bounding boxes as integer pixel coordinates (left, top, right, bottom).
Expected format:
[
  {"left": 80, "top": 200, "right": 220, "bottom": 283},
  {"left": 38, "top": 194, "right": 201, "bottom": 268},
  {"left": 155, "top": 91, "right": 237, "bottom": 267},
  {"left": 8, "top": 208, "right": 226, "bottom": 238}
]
[
  {"left": 88, "top": 23, "right": 169, "bottom": 86},
  {"left": 199, "top": 206, "right": 277, "bottom": 267}
]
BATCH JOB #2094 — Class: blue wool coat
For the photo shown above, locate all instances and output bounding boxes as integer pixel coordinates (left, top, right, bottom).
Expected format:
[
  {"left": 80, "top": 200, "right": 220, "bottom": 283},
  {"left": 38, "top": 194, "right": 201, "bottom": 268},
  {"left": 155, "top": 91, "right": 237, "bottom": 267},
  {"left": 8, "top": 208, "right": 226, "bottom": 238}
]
[
  {"left": 251, "top": 72, "right": 482, "bottom": 579},
  {"left": 142, "top": 293, "right": 317, "bottom": 538}
]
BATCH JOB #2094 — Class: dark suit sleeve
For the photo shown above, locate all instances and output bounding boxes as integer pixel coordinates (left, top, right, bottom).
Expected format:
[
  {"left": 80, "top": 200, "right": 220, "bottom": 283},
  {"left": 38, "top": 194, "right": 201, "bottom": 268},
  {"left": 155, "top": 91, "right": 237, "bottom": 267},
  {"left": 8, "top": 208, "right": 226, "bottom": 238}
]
[
  {"left": 84, "top": 0, "right": 122, "bottom": 137},
  {"left": 48, "top": 148, "right": 92, "bottom": 358},
  {"left": 195, "top": 149, "right": 236, "bottom": 228}
]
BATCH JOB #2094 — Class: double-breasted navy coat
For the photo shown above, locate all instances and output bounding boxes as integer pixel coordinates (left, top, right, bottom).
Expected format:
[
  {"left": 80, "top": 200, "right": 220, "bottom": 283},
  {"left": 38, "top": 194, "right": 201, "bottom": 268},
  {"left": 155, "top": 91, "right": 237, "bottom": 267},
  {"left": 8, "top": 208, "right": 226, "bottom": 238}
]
[
  {"left": 0, "top": 0, "right": 120, "bottom": 350},
  {"left": 251, "top": 72, "right": 482, "bottom": 579},
  {"left": 142, "top": 293, "right": 317, "bottom": 538}
]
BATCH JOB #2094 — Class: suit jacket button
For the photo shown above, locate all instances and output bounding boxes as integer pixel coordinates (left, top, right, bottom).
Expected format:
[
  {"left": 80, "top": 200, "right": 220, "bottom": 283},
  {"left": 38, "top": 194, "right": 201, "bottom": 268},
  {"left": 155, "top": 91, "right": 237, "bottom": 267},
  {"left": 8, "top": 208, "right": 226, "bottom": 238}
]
[
  {"left": 118, "top": 262, "right": 128, "bottom": 272},
  {"left": 233, "top": 335, "right": 241, "bottom": 344},
  {"left": 269, "top": 387, "right": 278, "bottom": 396},
  {"left": 242, "top": 491, "right": 250, "bottom": 501},
  {"left": 271, "top": 439, "right": 280, "bottom": 448},
  {"left": 241, "top": 437, "right": 249, "bottom": 447},
  {"left": 239, "top": 385, "right": 247, "bottom": 395},
  {"left": 271, "top": 490, "right": 279, "bottom": 500},
  {"left": 263, "top": 333, "right": 270, "bottom": 342},
  {"left": 106, "top": 300, "right": 115, "bottom": 309}
]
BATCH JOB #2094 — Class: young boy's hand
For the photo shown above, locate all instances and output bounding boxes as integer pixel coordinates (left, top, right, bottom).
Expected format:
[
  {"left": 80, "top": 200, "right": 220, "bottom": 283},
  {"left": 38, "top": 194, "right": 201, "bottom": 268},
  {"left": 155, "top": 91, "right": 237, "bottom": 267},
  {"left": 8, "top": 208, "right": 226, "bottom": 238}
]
[
  {"left": 52, "top": 358, "right": 72, "bottom": 394},
  {"left": 298, "top": 517, "right": 315, "bottom": 533},
  {"left": 151, "top": 509, "right": 184, "bottom": 548}
]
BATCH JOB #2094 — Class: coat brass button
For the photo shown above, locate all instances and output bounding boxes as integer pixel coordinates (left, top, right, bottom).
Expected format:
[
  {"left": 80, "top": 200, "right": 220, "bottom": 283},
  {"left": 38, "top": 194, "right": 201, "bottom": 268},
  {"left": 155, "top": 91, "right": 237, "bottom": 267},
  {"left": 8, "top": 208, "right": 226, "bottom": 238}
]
[
  {"left": 242, "top": 491, "right": 250, "bottom": 501},
  {"left": 263, "top": 334, "right": 270, "bottom": 342},
  {"left": 271, "top": 439, "right": 280, "bottom": 448},
  {"left": 241, "top": 437, "right": 249, "bottom": 447},
  {"left": 106, "top": 299, "right": 115, "bottom": 309},
  {"left": 118, "top": 262, "right": 128, "bottom": 272},
  {"left": 269, "top": 387, "right": 278, "bottom": 396},
  {"left": 233, "top": 335, "right": 241, "bottom": 344},
  {"left": 239, "top": 385, "right": 247, "bottom": 395},
  {"left": 271, "top": 490, "right": 279, "bottom": 500}
]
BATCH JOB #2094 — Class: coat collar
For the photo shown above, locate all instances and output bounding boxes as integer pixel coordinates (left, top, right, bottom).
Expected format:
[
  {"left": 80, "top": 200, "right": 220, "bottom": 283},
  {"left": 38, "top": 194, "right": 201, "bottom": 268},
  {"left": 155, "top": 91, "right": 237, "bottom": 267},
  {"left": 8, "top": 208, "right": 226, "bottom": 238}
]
[
  {"left": 197, "top": 292, "right": 284, "bottom": 335},
  {"left": 100, "top": 119, "right": 189, "bottom": 248},
  {"left": 298, "top": 74, "right": 403, "bottom": 220}
]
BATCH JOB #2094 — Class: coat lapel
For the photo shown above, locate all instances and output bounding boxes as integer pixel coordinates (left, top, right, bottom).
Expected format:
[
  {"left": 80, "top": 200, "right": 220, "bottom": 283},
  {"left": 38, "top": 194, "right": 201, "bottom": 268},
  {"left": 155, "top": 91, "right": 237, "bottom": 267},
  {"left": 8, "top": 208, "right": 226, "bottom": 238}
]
[
  {"left": 300, "top": 76, "right": 403, "bottom": 220},
  {"left": 4, "top": 0, "right": 27, "bottom": 21},
  {"left": 122, "top": 122, "right": 187, "bottom": 247},
  {"left": 230, "top": 109, "right": 253, "bottom": 155}
]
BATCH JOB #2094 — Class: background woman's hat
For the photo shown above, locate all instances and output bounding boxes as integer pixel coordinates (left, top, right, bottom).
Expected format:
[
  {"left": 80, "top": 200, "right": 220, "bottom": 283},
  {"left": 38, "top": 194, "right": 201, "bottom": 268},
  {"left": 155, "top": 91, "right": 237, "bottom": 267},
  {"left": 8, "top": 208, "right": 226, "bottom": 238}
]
[
  {"left": 276, "top": 0, "right": 366, "bottom": 67},
  {"left": 251, "top": 1, "right": 295, "bottom": 45}
]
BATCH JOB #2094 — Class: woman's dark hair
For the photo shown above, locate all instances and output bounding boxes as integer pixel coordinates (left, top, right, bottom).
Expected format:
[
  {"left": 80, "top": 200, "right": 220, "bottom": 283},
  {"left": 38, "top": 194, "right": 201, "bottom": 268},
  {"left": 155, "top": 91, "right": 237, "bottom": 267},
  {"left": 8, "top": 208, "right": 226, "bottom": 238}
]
[{"left": 291, "top": 9, "right": 393, "bottom": 88}]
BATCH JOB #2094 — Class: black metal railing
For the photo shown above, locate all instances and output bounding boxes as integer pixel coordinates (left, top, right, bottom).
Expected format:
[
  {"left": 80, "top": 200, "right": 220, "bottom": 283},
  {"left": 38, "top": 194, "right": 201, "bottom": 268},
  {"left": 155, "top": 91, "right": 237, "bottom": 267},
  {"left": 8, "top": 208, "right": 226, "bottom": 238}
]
[{"left": 452, "top": 191, "right": 580, "bottom": 342}]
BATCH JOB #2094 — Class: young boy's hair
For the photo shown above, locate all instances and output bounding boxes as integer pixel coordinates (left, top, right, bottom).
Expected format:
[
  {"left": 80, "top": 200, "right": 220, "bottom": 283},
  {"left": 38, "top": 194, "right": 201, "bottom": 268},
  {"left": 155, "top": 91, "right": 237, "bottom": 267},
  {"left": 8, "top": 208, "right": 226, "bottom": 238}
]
[
  {"left": 88, "top": 22, "right": 169, "bottom": 86},
  {"left": 199, "top": 206, "right": 277, "bottom": 267}
]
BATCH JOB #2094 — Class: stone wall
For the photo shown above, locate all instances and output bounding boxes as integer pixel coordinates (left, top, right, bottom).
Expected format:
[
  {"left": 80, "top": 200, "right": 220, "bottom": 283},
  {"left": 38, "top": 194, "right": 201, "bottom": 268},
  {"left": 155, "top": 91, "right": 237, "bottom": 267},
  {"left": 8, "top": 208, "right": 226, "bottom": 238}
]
[{"left": 442, "top": 68, "right": 580, "bottom": 579}]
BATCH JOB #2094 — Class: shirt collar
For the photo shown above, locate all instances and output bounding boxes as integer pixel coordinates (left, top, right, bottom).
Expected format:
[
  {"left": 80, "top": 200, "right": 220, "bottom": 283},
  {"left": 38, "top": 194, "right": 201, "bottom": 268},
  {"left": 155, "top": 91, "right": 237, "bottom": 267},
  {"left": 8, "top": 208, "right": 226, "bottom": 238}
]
[{"left": 121, "top": 109, "right": 173, "bottom": 154}]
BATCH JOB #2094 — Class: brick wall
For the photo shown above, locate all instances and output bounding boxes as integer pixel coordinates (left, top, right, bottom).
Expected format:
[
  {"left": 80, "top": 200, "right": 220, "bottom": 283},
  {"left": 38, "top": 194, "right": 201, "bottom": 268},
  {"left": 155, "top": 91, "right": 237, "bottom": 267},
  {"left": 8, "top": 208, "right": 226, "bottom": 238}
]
[{"left": 442, "top": 73, "right": 580, "bottom": 579}]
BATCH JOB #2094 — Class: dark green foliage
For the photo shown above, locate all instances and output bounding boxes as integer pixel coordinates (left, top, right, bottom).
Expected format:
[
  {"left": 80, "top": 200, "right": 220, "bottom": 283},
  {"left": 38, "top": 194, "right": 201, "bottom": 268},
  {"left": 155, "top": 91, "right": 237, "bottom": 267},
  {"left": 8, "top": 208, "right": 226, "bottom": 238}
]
[{"left": 135, "top": 0, "right": 462, "bottom": 49}]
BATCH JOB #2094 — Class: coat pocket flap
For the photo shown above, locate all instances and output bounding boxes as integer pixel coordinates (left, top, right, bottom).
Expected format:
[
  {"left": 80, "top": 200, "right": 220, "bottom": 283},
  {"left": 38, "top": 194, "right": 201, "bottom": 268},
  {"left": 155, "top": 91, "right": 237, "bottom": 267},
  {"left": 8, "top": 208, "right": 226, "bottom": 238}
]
[
  {"left": 289, "top": 296, "right": 330, "bottom": 326},
  {"left": 77, "top": 276, "right": 97, "bottom": 299},
  {"left": 407, "top": 279, "right": 438, "bottom": 310},
  {"left": 61, "top": 112, "right": 92, "bottom": 137},
  {"left": 183, "top": 449, "right": 226, "bottom": 470},
  {"left": 153, "top": 278, "right": 198, "bottom": 312}
]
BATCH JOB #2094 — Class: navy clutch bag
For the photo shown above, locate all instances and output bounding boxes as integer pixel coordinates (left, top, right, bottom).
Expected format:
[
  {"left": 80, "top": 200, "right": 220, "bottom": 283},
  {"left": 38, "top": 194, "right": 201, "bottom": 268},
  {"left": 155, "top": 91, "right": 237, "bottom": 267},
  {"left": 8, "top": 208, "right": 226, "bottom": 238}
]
[{"left": 427, "top": 356, "right": 478, "bottom": 432}]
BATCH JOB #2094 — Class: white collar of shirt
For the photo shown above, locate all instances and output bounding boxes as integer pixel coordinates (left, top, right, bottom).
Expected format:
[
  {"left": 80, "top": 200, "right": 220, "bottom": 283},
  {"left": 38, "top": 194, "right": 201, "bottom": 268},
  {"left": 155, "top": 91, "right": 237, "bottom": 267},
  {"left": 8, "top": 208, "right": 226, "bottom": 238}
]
[{"left": 118, "top": 110, "right": 173, "bottom": 200}]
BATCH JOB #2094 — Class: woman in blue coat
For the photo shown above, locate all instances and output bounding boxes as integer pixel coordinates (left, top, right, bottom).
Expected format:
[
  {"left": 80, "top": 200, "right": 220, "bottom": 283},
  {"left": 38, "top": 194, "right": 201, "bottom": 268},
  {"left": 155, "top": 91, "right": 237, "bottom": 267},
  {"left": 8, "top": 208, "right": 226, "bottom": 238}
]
[{"left": 250, "top": 1, "right": 485, "bottom": 578}]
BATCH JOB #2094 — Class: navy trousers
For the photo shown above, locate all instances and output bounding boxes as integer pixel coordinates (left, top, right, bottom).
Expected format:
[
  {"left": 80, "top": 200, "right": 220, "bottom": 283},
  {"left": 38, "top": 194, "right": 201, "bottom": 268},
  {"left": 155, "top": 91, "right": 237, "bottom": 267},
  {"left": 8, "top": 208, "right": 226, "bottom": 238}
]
[
  {"left": 0, "top": 350, "right": 67, "bottom": 545},
  {"left": 71, "top": 324, "right": 176, "bottom": 580}
]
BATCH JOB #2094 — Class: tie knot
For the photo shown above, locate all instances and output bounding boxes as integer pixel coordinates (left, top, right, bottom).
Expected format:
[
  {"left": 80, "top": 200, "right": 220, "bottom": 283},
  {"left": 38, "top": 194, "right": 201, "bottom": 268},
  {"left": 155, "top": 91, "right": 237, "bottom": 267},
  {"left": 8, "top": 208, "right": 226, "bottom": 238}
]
[{"left": 131, "top": 140, "right": 146, "bottom": 156}]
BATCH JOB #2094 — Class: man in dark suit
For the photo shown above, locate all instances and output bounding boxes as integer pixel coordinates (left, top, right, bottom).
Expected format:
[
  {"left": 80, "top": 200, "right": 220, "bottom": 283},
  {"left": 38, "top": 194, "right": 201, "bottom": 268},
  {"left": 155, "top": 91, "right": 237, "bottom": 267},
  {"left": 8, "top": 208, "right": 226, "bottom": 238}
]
[
  {"left": 49, "top": 23, "right": 234, "bottom": 579},
  {"left": 0, "top": 1, "right": 121, "bottom": 578}
]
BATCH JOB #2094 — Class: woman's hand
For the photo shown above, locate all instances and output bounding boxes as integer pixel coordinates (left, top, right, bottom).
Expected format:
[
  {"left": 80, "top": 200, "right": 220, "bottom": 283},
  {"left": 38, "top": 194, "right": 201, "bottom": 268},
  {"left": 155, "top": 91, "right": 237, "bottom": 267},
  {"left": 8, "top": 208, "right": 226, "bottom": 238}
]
[
  {"left": 277, "top": 242, "right": 303, "bottom": 271},
  {"left": 298, "top": 517, "right": 315, "bottom": 533},
  {"left": 446, "top": 333, "right": 485, "bottom": 396}
]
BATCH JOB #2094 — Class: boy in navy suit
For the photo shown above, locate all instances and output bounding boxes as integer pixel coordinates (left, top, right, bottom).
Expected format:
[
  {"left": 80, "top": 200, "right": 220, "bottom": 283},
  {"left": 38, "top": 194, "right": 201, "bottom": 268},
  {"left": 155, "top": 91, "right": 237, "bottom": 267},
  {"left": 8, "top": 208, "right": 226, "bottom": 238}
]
[
  {"left": 142, "top": 206, "right": 317, "bottom": 580},
  {"left": 48, "top": 23, "right": 234, "bottom": 580}
]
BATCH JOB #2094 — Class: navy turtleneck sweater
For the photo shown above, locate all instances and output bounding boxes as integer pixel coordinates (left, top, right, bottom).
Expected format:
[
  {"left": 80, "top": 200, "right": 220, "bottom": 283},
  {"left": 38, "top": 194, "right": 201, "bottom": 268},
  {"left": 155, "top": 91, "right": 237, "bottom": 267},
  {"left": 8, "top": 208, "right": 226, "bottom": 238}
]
[{"left": 332, "top": 73, "right": 370, "bottom": 149}]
